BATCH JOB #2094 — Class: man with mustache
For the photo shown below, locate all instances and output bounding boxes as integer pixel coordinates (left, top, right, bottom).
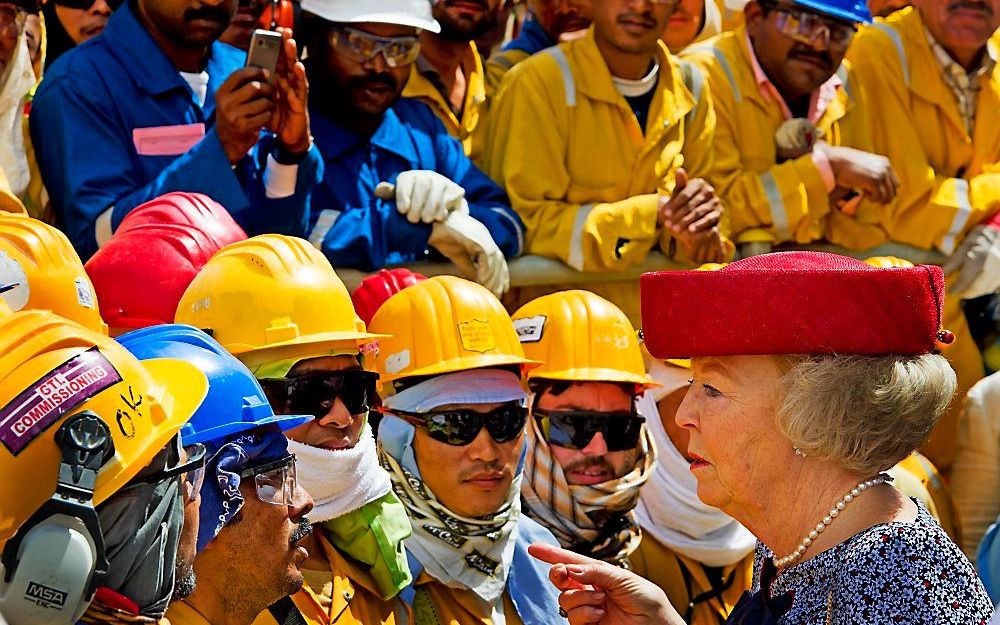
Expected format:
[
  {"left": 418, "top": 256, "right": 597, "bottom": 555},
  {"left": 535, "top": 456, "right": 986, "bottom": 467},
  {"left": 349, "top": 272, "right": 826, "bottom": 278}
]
[
  {"left": 511, "top": 291, "right": 658, "bottom": 570},
  {"left": 175, "top": 234, "right": 416, "bottom": 625},
  {"left": 681, "top": 0, "right": 898, "bottom": 251},
  {"left": 294, "top": 0, "right": 523, "bottom": 297},
  {"left": 485, "top": 0, "right": 593, "bottom": 95},
  {"left": 370, "top": 276, "right": 563, "bottom": 625},
  {"left": 29, "top": 0, "right": 320, "bottom": 261},
  {"left": 846, "top": 0, "right": 1000, "bottom": 472},
  {"left": 402, "top": 0, "right": 499, "bottom": 163},
  {"left": 484, "top": 0, "right": 729, "bottom": 325}
]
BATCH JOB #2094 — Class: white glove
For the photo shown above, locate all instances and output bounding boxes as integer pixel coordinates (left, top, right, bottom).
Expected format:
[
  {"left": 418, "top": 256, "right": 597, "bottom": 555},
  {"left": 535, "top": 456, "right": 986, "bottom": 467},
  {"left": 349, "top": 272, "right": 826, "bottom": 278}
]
[
  {"left": 775, "top": 118, "right": 824, "bottom": 161},
  {"left": 943, "top": 224, "right": 1000, "bottom": 300},
  {"left": 428, "top": 211, "right": 510, "bottom": 297},
  {"left": 391, "top": 170, "right": 468, "bottom": 224}
]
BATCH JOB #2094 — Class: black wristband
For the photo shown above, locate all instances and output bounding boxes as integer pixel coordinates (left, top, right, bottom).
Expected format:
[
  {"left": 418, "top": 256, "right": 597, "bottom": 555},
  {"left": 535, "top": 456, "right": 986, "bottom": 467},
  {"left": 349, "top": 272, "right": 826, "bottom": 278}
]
[{"left": 273, "top": 143, "right": 309, "bottom": 165}]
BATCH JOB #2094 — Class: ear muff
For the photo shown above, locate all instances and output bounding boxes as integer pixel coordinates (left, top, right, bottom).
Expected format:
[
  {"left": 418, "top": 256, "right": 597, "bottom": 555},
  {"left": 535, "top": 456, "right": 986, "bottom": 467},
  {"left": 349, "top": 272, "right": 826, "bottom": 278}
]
[{"left": 0, "top": 412, "right": 114, "bottom": 625}]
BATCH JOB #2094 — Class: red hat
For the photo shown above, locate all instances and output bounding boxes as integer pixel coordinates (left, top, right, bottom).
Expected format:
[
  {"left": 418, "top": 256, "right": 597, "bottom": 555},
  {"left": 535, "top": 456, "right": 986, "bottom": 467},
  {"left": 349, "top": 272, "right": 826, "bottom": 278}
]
[
  {"left": 117, "top": 192, "right": 246, "bottom": 248},
  {"left": 86, "top": 223, "right": 237, "bottom": 332},
  {"left": 352, "top": 268, "right": 427, "bottom": 325},
  {"left": 641, "top": 251, "right": 948, "bottom": 358}
]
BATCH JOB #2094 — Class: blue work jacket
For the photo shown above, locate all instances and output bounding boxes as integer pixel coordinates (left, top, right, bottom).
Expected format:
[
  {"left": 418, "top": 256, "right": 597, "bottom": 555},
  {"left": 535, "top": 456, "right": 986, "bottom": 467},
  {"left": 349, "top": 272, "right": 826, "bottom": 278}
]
[
  {"left": 30, "top": 2, "right": 322, "bottom": 259},
  {"left": 501, "top": 15, "right": 556, "bottom": 56},
  {"left": 306, "top": 98, "right": 524, "bottom": 272}
]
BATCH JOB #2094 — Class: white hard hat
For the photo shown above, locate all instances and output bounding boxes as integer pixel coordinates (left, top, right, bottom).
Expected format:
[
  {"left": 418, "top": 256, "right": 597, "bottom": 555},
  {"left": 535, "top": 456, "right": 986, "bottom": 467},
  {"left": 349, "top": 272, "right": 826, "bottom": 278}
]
[{"left": 300, "top": 0, "right": 441, "bottom": 33}]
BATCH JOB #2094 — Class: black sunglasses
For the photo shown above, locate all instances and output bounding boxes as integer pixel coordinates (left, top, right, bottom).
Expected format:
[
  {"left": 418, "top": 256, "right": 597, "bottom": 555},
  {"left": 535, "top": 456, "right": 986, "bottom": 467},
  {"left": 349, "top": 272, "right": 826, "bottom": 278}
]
[
  {"left": 53, "top": 0, "right": 123, "bottom": 11},
  {"left": 126, "top": 440, "right": 207, "bottom": 502},
  {"left": 383, "top": 402, "right": 528, "bottom": 447},
  {"left": 259, "top": 369, "right": 379, "bottom": 419},
  {"left": 533, "top": 408, "right": 645, "bottom": 452}
]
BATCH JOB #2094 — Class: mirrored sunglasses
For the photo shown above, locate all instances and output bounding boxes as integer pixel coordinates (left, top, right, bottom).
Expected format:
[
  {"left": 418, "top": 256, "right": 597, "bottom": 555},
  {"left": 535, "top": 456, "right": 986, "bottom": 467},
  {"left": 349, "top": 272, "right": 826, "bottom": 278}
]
[
  {"left": 533, "top": 408, "right": 645, "bottom": 452},
  {"left": 383, "top": 403, "right": 528, "bottom": 447},
  {"left": 260, "top": 369, "right": 379, "bottom": 419}
]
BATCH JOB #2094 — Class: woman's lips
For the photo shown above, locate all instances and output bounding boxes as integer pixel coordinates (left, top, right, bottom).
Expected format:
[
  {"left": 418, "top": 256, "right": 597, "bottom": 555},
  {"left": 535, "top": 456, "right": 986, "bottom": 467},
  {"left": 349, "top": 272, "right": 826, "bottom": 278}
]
[{"left": 689, "top": 452, "right": 711, "bottom": 471}]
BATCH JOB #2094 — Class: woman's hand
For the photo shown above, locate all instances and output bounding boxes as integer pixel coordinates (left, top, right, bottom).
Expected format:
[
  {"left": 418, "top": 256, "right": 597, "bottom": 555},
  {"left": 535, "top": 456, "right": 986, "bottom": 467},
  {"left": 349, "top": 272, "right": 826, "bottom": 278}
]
[{"left": 528, "top": 543, "right": 686, "bottom": 625}]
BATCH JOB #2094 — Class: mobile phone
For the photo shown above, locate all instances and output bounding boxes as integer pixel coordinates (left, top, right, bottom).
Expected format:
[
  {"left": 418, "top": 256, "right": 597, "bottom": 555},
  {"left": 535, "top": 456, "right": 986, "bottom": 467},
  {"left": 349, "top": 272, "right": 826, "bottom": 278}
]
[{"left": 245, "top": 29, "right": 282, "bottom": 80}]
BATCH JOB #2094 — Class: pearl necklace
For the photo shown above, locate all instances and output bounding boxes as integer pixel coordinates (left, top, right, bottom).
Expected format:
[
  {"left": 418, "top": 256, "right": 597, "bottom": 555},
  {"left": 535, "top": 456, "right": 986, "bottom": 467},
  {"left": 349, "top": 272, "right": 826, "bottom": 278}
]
[{"left": 772, "top": 474, "right": 889, "bottom": 569}]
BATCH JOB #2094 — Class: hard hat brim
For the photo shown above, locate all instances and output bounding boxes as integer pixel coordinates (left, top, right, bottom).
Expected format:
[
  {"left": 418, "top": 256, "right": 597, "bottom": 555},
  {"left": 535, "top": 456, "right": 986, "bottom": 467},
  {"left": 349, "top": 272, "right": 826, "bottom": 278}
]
[
  {"left": 180, "top": 413, "right": 313, "bottom": 447},
  {"left": 795, "top": 0, "right": 872, "bottom": 23},
  {"left": 383, "top": 354, "right": 540, "bottom": 384},
  {"left": 298, "top": 5, "right": 442, "bottom": 33},
  {"left": 225, "top": 330, "right": 389, "bottom": 356},
  {"left": 527, "top": 367, "right": 659, "bottom": 389}
]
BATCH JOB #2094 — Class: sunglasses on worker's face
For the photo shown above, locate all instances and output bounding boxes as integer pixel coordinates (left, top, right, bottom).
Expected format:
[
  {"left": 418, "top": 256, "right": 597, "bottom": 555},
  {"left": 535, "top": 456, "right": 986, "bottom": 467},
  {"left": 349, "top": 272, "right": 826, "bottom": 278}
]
[
  {"left": 533, "top": 408, "right": 645, "bottom": 452},
  {"left": 53, "top": 0, "right": 123, "bottom": 12},
  {"left": 382, "top": 402, "right": 529, "bottom": 447},
  {"left": 126, "top": 439, "right": 207, "bottom": 503},
  {"left": 259, "top": 369, "right": 379, "bottom": 419}
]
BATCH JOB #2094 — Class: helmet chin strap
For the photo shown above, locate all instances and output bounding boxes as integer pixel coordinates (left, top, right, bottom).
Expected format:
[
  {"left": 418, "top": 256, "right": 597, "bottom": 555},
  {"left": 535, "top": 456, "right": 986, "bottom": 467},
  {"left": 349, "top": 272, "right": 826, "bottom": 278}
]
[{"left": 0, "top": 411, "right": 115, "bottom": 625}]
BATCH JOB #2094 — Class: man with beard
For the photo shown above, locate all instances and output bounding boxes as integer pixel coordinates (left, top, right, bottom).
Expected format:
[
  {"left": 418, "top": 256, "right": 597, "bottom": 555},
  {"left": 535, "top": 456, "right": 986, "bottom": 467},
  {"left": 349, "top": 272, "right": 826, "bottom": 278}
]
[
  {"left": 845, "top": 0, "right": 1000, "bottom": 472},
  {"left": 29, "top": 0, "right": 321, "bottom": 261},
  {"left": 295, "top": 0, "right": 522, "bottom": 297},
  {"left": 369, "top": 276, "right": 563, "bottom": 625},
  {"left": 485, "top": 0, "right": 593, "bottom": 95},
  {"left": 175, "top": 233, "right": 416, "bottom": 625},
  {"left": 681, "top": 0, "right": 898, "bottom": 250},
  {"left": 511, "top": 291, "right": 658, "bottom": 569},
  {"left": 402, "top": 0, "right": 498, "bottom": 163},
  {"left": 485, "top": 0, "right": 728, "bottom": 325}
]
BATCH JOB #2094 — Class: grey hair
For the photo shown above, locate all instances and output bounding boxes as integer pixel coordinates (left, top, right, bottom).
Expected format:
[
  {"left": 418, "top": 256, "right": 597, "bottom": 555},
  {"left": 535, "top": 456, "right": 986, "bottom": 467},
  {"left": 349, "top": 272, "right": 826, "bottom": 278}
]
[{"left": 775, "top": 353, "right": 956, "bottom": 476}]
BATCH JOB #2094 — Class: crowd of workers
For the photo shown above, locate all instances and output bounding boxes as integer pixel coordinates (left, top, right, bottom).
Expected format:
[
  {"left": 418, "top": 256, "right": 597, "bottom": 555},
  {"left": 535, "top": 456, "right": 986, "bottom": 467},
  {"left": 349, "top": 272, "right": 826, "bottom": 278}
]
[{"left": 0, "top": 0, "right": 1000, "bottom": 622}]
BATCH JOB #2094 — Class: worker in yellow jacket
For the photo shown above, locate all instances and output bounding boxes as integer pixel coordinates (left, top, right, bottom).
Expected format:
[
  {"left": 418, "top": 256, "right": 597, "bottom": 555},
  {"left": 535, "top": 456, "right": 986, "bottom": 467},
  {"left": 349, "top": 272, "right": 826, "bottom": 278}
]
[
  {"left": 846, "top": 2, "right": 1000, "bottom": 470},
  {"left": 402, "top": 0, "right": 497, "bottom": 164},
  {"left": 683, "top": 0, "right": 898, "bottom": 248},
  {"left": 485, "top": 0, "right": 731, "bottom": 323},
  {"left": 176, "top": 235, "right": 413, "bottom": 625}
]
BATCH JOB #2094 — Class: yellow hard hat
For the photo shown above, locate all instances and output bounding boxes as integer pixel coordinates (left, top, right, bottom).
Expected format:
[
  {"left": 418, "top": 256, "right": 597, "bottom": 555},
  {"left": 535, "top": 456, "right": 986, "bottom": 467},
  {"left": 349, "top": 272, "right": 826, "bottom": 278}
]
[
  {"left": 512, "top": 290, "right": 653, "bottom": 388},
  {"left": 696, "top": 262, "right": 729, "bottom": 271},
  {"left": 0, "top": 310, "right": 208, "bottom": 543},
  {"left": 368, "top": 276, "right": 535, "bottom": 384},
  {"left": 176, "top": 234, "right": 384, "bottom": 360},
  {"left": 864, "top": 256, "right": 915, "bottom": 269},
  {"left": 0, "top": 215, "right": 108, "bottom": 335}
]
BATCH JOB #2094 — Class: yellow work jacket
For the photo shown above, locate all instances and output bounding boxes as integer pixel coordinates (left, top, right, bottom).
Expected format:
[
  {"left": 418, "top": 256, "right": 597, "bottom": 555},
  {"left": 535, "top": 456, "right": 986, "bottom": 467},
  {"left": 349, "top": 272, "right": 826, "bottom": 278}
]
[
  {"left": 683, "top": 28, "right": 887, "bottom": 248},
  {"left": 403, "top": 42, "right": 488, "bottom": 164},
  {"left": 846, "top": 7, "right": 1000, "bottom": 253},
  {"left": 251, "top": 533, "right": 410, "bottom": 625},
  {"left": 630, "top": 534, "right": 753, "bottom": 625},
  {"left": 165, "top": 600, "right": 212, "bottom": 625},
  {"left": 484, "top": 28, "right": 722, "bottom": 273},
  {"left": 411, "top": 573, "right": 523, "bottom": 625},
  {"left": 484, "top": 48, "right": 530, "bottom": 99}
]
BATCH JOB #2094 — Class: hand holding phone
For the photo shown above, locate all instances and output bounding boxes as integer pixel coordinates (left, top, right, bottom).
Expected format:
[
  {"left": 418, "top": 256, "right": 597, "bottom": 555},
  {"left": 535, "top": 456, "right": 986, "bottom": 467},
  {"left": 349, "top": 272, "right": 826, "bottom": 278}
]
[{"left": 245, "top": 29, "right": 282, "bottom": 81}]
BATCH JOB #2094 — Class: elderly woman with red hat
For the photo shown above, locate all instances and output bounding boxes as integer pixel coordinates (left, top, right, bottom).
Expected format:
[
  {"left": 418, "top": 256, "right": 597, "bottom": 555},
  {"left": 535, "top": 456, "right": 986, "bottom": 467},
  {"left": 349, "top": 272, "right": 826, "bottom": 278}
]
[{"left": 531, "top": 251, "right": 993, "bottom": 625}]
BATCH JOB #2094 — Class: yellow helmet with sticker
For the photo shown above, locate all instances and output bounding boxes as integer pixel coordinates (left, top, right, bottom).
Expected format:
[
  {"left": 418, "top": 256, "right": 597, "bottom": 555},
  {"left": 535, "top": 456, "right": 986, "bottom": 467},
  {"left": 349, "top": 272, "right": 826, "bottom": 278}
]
[
  {"left": 368, "top": 276, "right": 536, "bottom": 384},
  {"left": 0, "top": 215, "right": 108, "bottom": 335},
  {"left": 176, "top": 234, "right": 382, "bottom": 361},
  {"left": 0, "top": 310, "right": 207, "bottom": 543},
  {"left": 513, "top": 290, "right": 653, "bottom": 388}
]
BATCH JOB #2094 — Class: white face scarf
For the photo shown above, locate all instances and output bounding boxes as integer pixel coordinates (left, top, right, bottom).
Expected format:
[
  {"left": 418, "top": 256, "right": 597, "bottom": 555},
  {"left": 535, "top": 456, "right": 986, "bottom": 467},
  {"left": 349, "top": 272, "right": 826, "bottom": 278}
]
[
  {"left": 633, "top": 376, "right": 756, "bottom": 568},
  {"left": 286, "top": 421, "right": 392, "bottom": 523},
  {"left": 0, "top": 34, "right": 34, "bottom": 199}
]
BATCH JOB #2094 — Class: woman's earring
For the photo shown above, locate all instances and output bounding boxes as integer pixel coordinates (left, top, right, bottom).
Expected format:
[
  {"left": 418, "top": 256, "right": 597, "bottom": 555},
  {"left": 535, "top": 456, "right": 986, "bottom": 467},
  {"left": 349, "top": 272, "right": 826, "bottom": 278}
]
[{"left": 794, "top": 447, "right": 807, "bottom": 458}]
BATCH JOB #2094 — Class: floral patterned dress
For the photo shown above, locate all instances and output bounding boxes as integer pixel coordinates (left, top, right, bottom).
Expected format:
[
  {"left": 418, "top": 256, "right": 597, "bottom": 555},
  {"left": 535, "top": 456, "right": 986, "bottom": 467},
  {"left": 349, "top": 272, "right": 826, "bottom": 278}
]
[{"left": 742, "top": 501, "right": 993, "bottom": 625}]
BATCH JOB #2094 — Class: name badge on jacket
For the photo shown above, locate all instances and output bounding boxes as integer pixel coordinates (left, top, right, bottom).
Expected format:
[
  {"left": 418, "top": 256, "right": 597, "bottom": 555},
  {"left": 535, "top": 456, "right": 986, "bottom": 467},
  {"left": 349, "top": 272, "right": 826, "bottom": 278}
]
[{"left": 132, "top": 123, "right": 205, "bottom": 156}]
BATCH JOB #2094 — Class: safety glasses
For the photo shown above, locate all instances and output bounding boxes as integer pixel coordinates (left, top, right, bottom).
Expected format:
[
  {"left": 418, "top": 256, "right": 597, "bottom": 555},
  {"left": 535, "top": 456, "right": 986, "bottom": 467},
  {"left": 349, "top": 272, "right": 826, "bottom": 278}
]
[
  {"left": 328, "top": 25, "right": 422, "bottom": 68},
  {"left": 533, "top": 409, "right": 645, "bottom": 452},
  {"left": 384, "top": 403, "right": 529, "bottom": 447},
  {"left": 773, "top": 6, "right": 857, "bottom": 49},
  {"left": 128, "top": 441, "right": 207, "bottom": 503},
  {"left": 239, "top": 454, "right": 298, "bottom": 506},
  {"left": 260, "top": 369, "right": 378, "bottom": 419}
]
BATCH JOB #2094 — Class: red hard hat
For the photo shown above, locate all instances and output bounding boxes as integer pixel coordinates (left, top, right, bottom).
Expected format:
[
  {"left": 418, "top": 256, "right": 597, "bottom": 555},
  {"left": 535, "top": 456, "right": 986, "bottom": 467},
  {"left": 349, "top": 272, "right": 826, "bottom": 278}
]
[
  {"left": 352, "top": 268, "right": 427, "bottom": 325},
  {"left": 85, "top": 223, "right": 237, "bottom": 334},
  {"left": 117, "top": 192, "right": 247, "bottom": 248}
]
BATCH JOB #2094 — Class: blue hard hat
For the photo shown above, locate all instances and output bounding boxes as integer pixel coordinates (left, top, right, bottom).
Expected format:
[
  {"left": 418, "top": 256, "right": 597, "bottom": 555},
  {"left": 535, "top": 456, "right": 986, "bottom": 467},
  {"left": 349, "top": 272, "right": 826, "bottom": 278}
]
[
  {"left": 117, "top": 324, "right": 312, "bottom": 445},
  {"left": 795, "top": 0, "right": 872, "bottom": 24}
]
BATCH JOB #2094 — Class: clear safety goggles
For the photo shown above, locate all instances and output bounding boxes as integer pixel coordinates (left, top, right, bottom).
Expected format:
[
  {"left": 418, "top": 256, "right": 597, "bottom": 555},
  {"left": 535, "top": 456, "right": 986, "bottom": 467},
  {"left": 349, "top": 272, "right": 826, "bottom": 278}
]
[
  {"left": 329, "top": 25, "right": 422, "bottom": 68},
  {"left": 774, "top": 6, "right": 857, "bottom": 50},
  {"left": 239, "top": 454, "right": 298, "bottom": 506}
]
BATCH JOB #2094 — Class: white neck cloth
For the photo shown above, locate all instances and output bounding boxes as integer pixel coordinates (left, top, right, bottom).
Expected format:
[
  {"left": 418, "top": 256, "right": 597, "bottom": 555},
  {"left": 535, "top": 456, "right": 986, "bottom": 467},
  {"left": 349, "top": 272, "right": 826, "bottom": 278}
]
[
  {"left": 286, "top": 421, "right": 392, "bottom": 523},
  {"left": 633, "top": 392, "right": 756, "bottom": 567},
  {"left": 0, "top": 35, "right": 35, "bottom": 198}
]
